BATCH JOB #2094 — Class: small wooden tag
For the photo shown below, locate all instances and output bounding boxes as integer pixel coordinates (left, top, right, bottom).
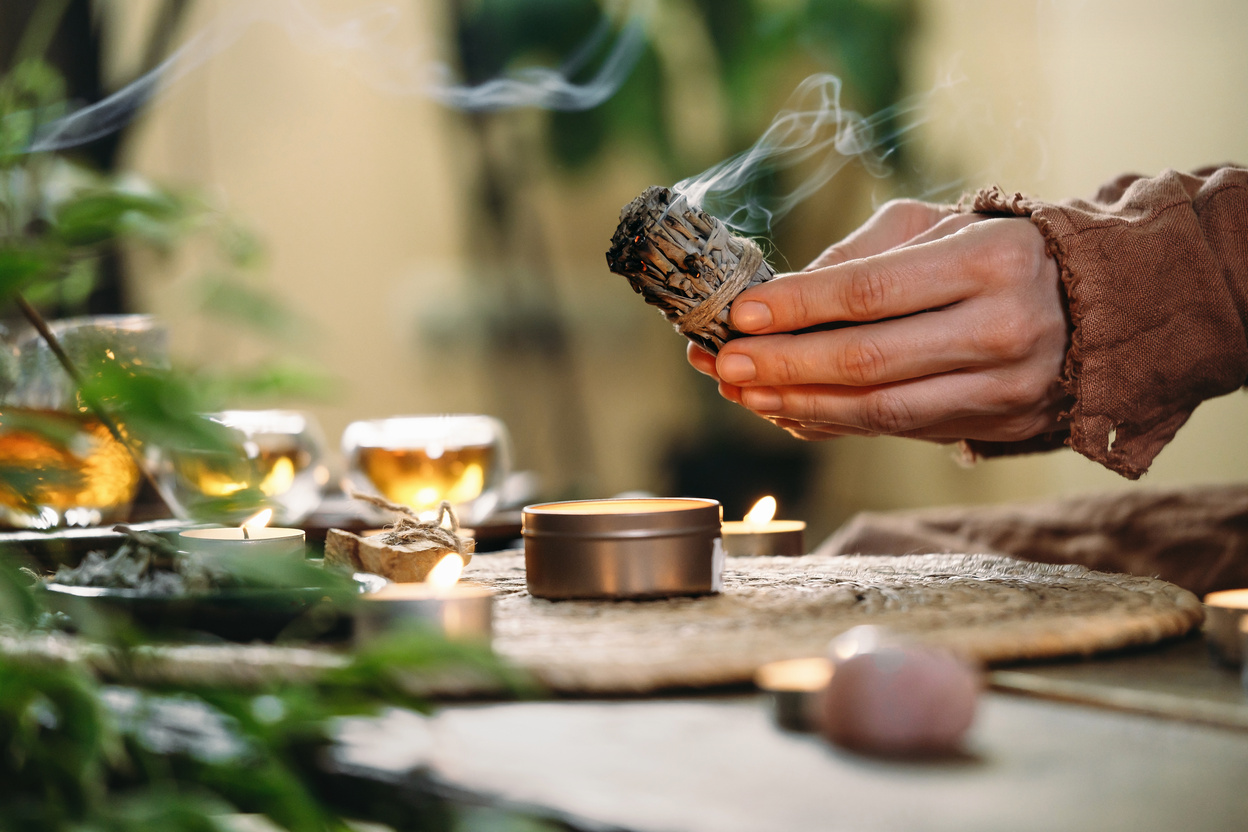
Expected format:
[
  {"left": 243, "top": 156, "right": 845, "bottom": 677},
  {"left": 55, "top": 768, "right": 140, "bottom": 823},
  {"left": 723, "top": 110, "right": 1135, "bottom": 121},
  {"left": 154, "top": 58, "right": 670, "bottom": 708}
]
[{"left": 325, "top": 528, "right": 475, "bottom": 582}]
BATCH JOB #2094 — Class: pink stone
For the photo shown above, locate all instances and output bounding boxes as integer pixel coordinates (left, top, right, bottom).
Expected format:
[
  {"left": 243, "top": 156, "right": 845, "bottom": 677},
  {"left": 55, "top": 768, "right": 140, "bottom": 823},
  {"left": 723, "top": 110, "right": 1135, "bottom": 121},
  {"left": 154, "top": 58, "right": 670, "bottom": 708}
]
[{"left": 818, "top": 627, "right": 980, "bottom": 755}]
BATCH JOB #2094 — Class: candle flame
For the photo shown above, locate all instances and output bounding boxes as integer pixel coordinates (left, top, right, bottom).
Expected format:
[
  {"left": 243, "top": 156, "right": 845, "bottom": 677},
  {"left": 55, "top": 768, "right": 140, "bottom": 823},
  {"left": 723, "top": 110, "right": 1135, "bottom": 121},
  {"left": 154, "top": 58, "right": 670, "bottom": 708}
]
[
  {"left": 743, "top": 496, "right": 777, "bottom": 526},
  {"left": 241, "top": 509, "right": 273, "bottom": 532},
  {"left": 426, "top": 553, "right": 464, "bottom": 589}
]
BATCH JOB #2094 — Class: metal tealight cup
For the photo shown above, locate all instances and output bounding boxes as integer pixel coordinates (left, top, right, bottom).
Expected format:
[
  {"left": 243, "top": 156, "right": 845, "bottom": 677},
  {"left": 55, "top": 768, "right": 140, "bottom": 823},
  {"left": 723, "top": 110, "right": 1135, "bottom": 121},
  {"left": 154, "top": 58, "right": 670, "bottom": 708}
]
[
  {"left": 1204, "top": 589, "right": 1248, "bottom": 666},
  {"left": 522, "top": 498, "right": 723, "bottom": 600},
  {"left": 355, "top": 582, "right": 494, "bottom": 645}
]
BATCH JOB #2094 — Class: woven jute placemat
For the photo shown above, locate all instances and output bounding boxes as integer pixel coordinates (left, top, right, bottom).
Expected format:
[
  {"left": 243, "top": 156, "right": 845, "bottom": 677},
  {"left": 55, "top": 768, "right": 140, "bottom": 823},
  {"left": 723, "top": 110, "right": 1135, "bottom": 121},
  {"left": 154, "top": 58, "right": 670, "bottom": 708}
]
[
  {"left": 475, "top": 552, "right": 1204, "bottom": 693},
  {"left": 2, "top": 553, "right": 1202, "bottom": 695}
]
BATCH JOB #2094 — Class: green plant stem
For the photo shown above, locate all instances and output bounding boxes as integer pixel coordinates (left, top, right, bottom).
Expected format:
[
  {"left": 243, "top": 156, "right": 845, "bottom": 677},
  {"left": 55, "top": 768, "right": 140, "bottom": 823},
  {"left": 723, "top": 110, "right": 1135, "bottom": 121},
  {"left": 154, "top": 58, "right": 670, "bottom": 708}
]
[
  {"left": 11, "top": 0, "right": 73, "bottom": 70},
  {"left": 14, "top": 292, "right": 182, "bottom": 519}
]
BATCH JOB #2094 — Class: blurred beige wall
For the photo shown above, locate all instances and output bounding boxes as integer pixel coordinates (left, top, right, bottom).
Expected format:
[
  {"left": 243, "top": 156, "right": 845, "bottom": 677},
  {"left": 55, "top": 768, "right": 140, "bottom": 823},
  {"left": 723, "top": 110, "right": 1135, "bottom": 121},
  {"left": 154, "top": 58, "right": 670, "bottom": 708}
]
[
  {"left": 119, "top": 0, "right": 1248, "bottom": 539},
  {"left": 811, "top": 0, "right": 1248, "bottom": 542}
]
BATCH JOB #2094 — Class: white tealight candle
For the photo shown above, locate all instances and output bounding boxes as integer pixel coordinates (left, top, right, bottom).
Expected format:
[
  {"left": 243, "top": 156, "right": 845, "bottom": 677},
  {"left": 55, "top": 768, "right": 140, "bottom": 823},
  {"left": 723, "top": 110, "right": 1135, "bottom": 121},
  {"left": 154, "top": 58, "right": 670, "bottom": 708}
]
[
  {"left": 355, "top": 553, "right": 494, "bottom": 644},
  {"left": 721, "top": 496, "right": 806, "bottom": 557},
  {"left": 179, "top": 509, "right": 306, "bottom": 560}
]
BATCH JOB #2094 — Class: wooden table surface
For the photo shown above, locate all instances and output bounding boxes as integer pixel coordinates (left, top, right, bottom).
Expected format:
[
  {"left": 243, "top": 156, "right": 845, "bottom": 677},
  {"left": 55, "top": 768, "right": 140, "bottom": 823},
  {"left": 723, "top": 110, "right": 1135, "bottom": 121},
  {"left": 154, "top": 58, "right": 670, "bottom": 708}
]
[{"left": 333, "top": 637, "right": 1248, "bottom": 832}]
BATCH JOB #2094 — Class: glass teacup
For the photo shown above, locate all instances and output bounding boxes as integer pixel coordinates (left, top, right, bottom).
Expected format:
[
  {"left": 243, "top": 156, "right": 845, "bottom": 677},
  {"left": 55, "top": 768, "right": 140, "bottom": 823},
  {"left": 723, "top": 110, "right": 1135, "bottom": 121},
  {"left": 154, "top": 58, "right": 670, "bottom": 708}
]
[
  {"left": 0, "top": 315, "right": 166, "bottom": 528},
  {"left": 161, "top": 409, "right": 330, "bottom": 526},
  {"left": 341, "top": 414, "right": 510, "bottom": 526}
]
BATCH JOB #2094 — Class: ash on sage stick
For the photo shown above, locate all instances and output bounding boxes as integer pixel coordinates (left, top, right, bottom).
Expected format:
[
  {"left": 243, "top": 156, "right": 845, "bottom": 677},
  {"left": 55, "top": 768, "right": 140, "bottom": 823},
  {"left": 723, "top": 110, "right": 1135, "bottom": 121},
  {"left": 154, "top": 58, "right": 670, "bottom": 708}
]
[{"left": 606, "top": 185, "right": 776, "bottom": 354}]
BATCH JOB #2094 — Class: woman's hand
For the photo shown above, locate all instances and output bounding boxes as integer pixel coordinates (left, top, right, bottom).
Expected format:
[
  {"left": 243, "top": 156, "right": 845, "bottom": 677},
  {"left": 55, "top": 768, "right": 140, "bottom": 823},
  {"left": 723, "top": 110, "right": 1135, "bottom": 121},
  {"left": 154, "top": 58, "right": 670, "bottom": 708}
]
[{"left": 686, "top": 200, "right": 1071, "bottom": 443}]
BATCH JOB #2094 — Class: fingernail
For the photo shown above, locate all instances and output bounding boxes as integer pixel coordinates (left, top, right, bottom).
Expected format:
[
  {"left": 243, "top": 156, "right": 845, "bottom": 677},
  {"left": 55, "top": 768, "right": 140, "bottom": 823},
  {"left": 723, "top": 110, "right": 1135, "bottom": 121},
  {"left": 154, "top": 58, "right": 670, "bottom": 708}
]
[
  {"left": 733, "top": 301, "right": 772, "bottom": 331},
  {"left": 742, "top": 387, "right": 782, "bottom": 412},
  {"left": 718, "top": 353, "right": 756, "bottom": 383}
]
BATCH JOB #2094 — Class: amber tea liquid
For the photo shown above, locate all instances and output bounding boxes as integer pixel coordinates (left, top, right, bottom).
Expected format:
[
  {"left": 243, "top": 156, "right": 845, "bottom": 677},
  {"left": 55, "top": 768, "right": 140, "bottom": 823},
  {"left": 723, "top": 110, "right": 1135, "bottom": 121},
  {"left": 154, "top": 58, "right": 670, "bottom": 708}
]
[
  {"left": 354, "top": 443, "right": 494, "bottom": 511},
  {"left": 173, "top": 445, "right": 310, "bottom": 500},
  {"left": 0, "top": 408, "right": 141, "bottom": 527}
]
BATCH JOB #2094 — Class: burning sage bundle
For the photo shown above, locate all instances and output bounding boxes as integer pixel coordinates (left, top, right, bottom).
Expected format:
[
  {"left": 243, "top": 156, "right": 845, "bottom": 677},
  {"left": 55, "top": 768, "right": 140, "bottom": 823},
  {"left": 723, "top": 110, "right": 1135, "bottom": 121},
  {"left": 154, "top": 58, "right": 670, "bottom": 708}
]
[{"left": 605, "top": 185, "right": 776, "bottom": 354}]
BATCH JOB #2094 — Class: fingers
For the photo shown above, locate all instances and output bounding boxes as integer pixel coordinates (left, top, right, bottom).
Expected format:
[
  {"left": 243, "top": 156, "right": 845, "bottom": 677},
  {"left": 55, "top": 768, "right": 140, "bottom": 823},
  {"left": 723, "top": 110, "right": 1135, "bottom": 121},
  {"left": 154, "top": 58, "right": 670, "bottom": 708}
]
[
  {"left": 888, "top": 212, "right": 981, "bottom": 250},
  {"left": 717, "top": 303, "right": 999, "bottom": 389},
  {"left": 692, "top": 215, "right": 1067, "bottom": 447},
  {"left": 731, "top": 216, "right": 1049, "bottom": 336},
  {"left": 732, "top": 231, "right": 985, "bottom": 335},
  {"left": 768, "top": 417, "right": 873, "bottom": 440},
  {"left": 804, "top": 200, "right": 955, "bottom": 270},
  {"left": 772, "top": 409, "right": 1063, "bottom": 443},
  {"left": 732, "top": 369, "right": 1066, "bottom": 440},
  {"left": 687, "top": 342, "right": 718, "bottom": 377}
]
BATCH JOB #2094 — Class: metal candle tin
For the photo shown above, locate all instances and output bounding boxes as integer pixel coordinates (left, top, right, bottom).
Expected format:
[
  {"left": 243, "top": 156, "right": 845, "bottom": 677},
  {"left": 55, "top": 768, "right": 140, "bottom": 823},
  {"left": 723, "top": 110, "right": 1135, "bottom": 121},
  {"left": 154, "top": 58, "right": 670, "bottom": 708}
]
[
  {"left": 522, "top": 498, "right": 723, "bottom": 600},
  {"left": 1204, "top": 589, "right": 1248, "bottom": 665},
  {"left": 355, "top": 583, "right": 494, "bottom": 644}
]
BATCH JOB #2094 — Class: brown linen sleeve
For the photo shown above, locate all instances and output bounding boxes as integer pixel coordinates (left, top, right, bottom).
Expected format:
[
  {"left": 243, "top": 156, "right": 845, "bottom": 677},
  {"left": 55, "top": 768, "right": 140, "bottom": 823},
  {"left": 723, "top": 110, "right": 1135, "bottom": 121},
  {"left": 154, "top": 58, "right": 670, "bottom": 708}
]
[{"left": 959, "top": 166, "right": 1248, "bottom": 479}]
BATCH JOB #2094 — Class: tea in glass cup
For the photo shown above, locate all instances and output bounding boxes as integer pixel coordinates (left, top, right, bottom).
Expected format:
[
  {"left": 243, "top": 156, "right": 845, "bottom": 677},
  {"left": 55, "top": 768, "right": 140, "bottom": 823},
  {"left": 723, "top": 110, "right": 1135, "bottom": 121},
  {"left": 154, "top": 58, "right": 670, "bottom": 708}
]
[
  {"left": 163, "top": 409, "right": 330, "bottom": 525},
  {"left": 342, "top": 414, "right": 510, "bottom": 526},
  {"left": 0, "top": 315, "right": 166, "bottom": 528}
]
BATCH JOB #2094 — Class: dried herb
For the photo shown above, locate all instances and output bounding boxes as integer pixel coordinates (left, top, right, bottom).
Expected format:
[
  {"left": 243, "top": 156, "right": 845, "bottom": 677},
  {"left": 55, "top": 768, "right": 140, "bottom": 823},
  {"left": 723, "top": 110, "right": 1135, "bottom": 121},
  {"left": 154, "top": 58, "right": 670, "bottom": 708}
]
[
  {"left": 605, "top": 185, "right": 776, "bottom": 354},
  {"left": 50, "top": 525, "right": 222, "bottom": 597}
]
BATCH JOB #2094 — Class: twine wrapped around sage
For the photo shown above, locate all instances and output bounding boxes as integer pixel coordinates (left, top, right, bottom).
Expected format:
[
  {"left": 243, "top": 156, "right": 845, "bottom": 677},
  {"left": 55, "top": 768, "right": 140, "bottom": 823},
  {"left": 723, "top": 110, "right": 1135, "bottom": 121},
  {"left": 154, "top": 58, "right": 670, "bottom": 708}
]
[{"left": 605, "top": 185, "right": 776, "bottom": 354}]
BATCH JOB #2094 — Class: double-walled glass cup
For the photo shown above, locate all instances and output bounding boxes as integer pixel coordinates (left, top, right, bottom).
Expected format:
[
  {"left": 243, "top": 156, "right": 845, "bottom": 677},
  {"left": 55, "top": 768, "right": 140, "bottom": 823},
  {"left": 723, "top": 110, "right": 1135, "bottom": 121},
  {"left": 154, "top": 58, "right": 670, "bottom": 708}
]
[
  {"left": 342, "top": 414, "right": 510, "bottom": 526},
  {"left": 161, "top": 409, "right": 330, "bottom": 526},
  {"left": 0, "top": 315, "right": 167, "bottom": 528}
]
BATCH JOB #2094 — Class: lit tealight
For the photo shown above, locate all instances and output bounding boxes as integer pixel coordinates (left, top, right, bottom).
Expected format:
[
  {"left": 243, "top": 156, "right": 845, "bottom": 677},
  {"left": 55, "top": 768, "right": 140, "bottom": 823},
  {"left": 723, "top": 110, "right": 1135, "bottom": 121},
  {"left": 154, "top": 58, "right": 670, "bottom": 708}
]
[
  {"left": 755, "top": 656, "right": 834, "bottom": 732},
  {"left": 241, "top": 509, "right": 273, "bottom": 538},
  {"left": 179, "top": 508, "right": 305, "bottom": 560},
  {"left": 424, "top": 552, "right": 465, "bottom": 589},
  {"left": 745, "top": 496, "right": 778, "bottom": 526},
  {"left": 721, "top": 496, "right": 806, "bottom": 557},
  {"left": 356, "top": 553, "right": 493, "bottom": 644},
  {"left": 1203, "top": 588, "right": 1248, "bottom": 666}
]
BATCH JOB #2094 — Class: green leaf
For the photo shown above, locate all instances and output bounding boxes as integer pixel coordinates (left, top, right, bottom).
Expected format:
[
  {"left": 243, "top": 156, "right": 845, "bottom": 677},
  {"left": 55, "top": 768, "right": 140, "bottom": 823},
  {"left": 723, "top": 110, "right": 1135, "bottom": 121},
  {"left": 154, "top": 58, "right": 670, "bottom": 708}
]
[
  {"left": 332, "top": 624, "right": 540, "bottom": 706},
  {"left": 0, "top": 407, "right": 86, "bottom": 449},
  {"left": 0, "top": 557, "right": 40, "bottom": 629},
  {"left": 17, "top": 253, "right": 97, "bottom": 310},
  {"left": 52, "top": 189, "right": 185, "bottom": 248},
  {"left": 0, "top": 462, "right": 86, "bottom": 516},
  {"left": 0, "top": 654, "right": 119, "bottom": 823},
  {"left": 90, "top": 788, "right": 231, "bottom": 832},
  {"left": 0, "top": 244, "right": 56, "bottom": 302},
  {"left": 196, "top": 275, "right": 301, "bottom": 340},
  {"left": 0, "top": 59, "right": 67, "bottom": 164},
  {"left": 218, "top": 222, "right": 265, "bottom": 268},
  {"left": 202, "top": 362, "right": 336, "bottom": 406},
  {"left": 76, "top": 364, "right": 238, "bottom": 456}
]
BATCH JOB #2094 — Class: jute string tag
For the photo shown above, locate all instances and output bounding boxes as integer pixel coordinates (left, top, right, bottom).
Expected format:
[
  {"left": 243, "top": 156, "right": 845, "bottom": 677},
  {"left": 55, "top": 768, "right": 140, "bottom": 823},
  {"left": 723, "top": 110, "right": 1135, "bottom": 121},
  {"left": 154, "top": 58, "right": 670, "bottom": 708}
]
[{"left": 347, "top": 489, "right": 470, "bottom": 557}]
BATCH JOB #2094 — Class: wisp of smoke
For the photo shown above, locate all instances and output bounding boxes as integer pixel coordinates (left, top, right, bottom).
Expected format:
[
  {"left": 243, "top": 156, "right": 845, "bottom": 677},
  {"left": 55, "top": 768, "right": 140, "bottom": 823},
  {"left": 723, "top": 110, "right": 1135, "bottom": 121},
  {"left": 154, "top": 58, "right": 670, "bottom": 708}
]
[
  {"left": 426, "top": 15, "right": 648, "bottom": 112},
  {"left": 27, "top": 0, "right": 649, "bottom": 154},
  {"left": 672, "top": 74, "right": 933, "bottom": 235}
]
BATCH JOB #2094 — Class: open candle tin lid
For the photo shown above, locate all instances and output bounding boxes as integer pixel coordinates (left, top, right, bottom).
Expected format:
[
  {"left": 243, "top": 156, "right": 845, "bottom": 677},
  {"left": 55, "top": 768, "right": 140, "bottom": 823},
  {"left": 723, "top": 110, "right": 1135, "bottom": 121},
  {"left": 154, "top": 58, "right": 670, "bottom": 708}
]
[{"left": 522, "top": 498, "right": 723, "bottom": 600}]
